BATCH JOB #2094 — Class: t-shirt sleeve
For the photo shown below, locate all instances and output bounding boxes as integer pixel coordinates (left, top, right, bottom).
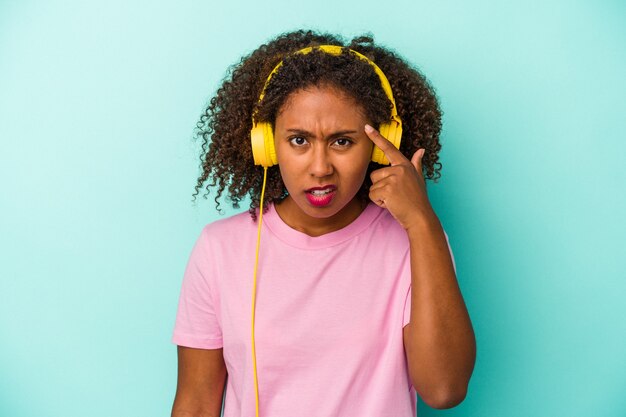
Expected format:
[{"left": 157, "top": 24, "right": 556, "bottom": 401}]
[
  {"left": 172, "top": 228, "right": 223, "bottom": 349},
  {"left": 402, "top": 230, "right": 457, "bottom": 328}
]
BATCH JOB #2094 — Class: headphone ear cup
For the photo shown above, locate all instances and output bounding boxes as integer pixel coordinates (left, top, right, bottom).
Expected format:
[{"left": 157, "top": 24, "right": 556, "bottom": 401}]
[
  {"left": 370, "top": 146, "right": 387, "bottom": 165},
  {"left": 263, "top": 123, "right": 277, "bottom": 166},
  {"left": 386, "top": 120, "right": 402, "bottom": 151},
  {"left": 251, "top": 122, "right": 277, "bottom": 167},
  {"left": 371, "top": 122, "right": 402, "bottom": 165}
]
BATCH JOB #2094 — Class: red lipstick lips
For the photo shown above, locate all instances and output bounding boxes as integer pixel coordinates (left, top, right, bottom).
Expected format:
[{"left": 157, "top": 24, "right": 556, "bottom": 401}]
[{"left": 305, "top": 185, "right": 337, "bottom": 207}]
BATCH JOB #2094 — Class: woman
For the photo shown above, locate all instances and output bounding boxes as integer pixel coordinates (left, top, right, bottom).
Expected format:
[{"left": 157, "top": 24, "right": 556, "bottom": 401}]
[{"left": 171, "top": 29, "right": 476, "bottom": 417}]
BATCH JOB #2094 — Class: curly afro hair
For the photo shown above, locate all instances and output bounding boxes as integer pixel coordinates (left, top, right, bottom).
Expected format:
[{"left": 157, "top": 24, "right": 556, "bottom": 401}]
[{"left": 192, "top": 29, "right": 443, "bottom": 218}]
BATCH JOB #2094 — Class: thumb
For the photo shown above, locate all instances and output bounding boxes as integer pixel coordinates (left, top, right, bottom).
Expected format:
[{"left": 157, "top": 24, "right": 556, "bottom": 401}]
[{"left": 411, "top": 148, "right": 425, "bottom": 170}]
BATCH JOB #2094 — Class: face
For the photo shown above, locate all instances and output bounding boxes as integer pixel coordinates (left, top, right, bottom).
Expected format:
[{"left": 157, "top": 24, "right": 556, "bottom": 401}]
[{"left": 273, "top": 85, "right": 374, "bottom": 235}]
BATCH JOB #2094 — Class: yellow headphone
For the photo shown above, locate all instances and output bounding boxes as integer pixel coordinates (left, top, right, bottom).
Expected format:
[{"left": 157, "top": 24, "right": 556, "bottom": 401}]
[
  {"left": 248, "top": 45, "right": 403, "bottom": 417},
  {"left": 250, "top": 44, "right": 403, "bottom": 167}
]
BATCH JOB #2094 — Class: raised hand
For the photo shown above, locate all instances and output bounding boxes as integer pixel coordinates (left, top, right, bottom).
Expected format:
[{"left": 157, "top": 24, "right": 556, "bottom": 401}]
[{"left": 364, "top": 124, "right": 436, "bottom": 231}]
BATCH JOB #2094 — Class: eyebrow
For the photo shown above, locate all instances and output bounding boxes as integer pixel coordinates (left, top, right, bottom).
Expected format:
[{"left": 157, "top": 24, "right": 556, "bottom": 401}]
[{"left": 285, "top": 129, "right": 358, "bottom": 140}]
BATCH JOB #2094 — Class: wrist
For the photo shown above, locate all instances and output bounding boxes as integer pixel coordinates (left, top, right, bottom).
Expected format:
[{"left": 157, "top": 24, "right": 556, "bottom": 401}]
[{"left": 404, "top": 208, "right": 442, "bottom": 236}]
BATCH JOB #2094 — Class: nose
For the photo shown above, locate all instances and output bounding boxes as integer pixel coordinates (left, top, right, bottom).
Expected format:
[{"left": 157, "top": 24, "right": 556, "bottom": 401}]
[{"left": 309, "top": 144, "right": 333, "bottom": 178}]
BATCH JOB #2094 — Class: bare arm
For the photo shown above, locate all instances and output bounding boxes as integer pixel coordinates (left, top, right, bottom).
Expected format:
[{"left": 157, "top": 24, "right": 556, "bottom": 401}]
[
  {"left": 171, "top": 346, "right": 227, "bottom": 417},
  {"left": 403, "top": 216, "right": 476, "bottom": 409},
  {"left": 364, "top": 125, "right": 476, "bottom": 409}
]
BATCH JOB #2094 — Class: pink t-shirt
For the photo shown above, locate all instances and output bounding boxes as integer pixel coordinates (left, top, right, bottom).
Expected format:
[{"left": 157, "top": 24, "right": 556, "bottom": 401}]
[{"left": 173, "top": 203, "right": 454, "bottom": 416}]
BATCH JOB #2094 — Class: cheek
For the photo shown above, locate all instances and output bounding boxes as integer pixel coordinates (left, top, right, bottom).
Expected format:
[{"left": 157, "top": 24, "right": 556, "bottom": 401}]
[
  {"left": 355, "top": 164, "right": 371, "bottom": 186},
  {"left": 344, "top": 158, "right": 371, "bottom": 187},
  {"left": 277, "top": 161, "right": 302, "bottom": 193},
  {"left": 277, "top": 165, "right": 292, "bottom": 186}
]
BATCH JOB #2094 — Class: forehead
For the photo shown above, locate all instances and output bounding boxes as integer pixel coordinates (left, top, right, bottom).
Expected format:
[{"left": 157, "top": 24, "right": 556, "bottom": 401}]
[{"left": 276, "top": 85, "right": 368, "bottom": 129}]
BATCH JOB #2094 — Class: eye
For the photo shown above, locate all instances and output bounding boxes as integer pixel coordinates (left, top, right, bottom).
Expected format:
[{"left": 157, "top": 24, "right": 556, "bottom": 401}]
[
  {"left": 332, "top": 138, "right": 353, "bottom": 148},
  {"left": 289, "top": 136, "right": 308, "bottom": 146}
]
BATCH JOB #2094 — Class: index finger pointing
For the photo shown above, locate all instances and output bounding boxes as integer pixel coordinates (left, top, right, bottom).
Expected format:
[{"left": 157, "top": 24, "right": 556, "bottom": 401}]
[{"left": 364, "top": 124, "right": 407, "bottom": 166}]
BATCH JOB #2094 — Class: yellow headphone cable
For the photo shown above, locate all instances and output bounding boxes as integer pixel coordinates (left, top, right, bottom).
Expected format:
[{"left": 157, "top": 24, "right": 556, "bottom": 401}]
[{"left": 251, "top": 166, "right": 268, "bottom": 417}]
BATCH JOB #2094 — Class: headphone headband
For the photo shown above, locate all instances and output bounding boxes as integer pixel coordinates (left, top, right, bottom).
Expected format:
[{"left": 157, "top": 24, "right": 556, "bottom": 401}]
[{"left": 254, "top": 45, "right": 401, "bottom": 126}]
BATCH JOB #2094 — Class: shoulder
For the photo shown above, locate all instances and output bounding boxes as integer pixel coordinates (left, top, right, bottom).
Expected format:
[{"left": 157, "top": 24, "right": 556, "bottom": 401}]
[{"left": 198, "top": 210, "right": 257, "bottom": 244}]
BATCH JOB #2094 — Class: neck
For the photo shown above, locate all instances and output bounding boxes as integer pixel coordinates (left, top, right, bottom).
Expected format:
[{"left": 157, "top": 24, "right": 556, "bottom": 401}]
[{"left": 274, "top": 196, "right": 368, "bottom": 237}]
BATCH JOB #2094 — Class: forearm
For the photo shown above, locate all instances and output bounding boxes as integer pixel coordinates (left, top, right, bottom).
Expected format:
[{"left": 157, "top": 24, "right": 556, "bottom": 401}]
[
  {"left": 171, "top": 363, "right": 226, "bottom": 417},
  {"left": 171, "top": 410, "right": 221, "bottom": 417},
  {"left": 171, "top": 394, "right": 224, "bottom": 417},
  {"left": 403, "top": 212, "right": 476, "bottom": 408},
  {"left": 172, "top": 396, "right": 223, "bottom": 417}
]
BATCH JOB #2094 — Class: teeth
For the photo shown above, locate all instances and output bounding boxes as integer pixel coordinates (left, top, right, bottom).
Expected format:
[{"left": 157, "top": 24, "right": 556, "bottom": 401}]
[{"left": 310, "top": 189, "right": 333, "bottom": 196}]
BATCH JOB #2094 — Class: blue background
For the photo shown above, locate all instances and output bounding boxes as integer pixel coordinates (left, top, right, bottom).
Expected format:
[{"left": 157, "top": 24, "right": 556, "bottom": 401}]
[{"left": 1, "top": 1, "right": 624, "bottom": 416}]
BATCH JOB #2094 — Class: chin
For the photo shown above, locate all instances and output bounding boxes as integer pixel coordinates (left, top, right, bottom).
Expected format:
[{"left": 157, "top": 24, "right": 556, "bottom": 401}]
[{"left": 300, "top": 195, "right": 357, "bottom": 219}]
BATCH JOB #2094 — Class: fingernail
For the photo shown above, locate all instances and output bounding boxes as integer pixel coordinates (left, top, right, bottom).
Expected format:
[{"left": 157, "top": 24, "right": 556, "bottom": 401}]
[{"left": 364, "top": 124, "right": 374, "bottom": 133}]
